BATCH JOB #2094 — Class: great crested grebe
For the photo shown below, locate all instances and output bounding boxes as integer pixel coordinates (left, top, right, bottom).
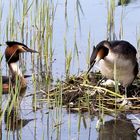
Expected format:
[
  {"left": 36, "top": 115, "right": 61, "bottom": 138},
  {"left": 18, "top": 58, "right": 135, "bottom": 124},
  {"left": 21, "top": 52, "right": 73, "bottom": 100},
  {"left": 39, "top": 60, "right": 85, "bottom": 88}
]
[
  {"left": 87, "top": 40, "right": 139, "bottom": 92},
  {"left": 2, "top": 41, "right": 38, "bottom": 92}
]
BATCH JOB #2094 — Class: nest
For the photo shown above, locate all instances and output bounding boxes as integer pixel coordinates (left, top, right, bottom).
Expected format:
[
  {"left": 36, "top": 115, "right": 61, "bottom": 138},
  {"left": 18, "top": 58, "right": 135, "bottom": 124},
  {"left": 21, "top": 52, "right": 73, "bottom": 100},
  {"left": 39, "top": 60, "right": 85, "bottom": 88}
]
[{"left": 48, "top": 72, "right": 140, "bottom": 114}]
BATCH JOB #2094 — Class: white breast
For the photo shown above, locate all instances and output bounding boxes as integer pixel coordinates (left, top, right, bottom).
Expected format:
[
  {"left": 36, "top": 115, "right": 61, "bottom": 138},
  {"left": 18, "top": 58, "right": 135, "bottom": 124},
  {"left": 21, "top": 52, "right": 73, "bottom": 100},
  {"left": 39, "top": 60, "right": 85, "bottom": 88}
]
[
  {"left": 98, "top": 51, "right": 135, "bottom": 87},
  {"left": 9, "top": 63, "right": 23, "bottom": 77}
]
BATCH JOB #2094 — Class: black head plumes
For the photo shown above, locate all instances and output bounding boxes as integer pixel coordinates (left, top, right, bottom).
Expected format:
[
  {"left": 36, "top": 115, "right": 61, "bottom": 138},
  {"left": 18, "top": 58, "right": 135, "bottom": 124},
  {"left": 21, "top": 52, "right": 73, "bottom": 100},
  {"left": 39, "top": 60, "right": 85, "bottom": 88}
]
[{"left": 5, "top": 41, "right": 38, "bottom": 63}]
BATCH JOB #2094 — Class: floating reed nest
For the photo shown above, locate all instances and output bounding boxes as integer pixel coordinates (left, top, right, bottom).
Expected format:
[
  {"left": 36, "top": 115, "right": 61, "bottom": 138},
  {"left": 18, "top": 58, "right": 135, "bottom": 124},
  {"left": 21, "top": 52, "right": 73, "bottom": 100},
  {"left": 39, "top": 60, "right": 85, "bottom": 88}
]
[{"left": 49, "top": 72, "right": 140, "bottom": 114}]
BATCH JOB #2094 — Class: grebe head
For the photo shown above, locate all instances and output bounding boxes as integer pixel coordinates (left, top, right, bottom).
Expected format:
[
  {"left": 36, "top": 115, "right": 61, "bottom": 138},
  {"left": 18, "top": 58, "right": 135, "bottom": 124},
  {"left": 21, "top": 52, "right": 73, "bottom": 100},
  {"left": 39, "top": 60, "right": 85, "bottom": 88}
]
[
  {"left": 87, "top": 40, "right": 109, "bottom": 74},
  {"left": 5, "top": 41, "right": 38, "bottom": 64}
]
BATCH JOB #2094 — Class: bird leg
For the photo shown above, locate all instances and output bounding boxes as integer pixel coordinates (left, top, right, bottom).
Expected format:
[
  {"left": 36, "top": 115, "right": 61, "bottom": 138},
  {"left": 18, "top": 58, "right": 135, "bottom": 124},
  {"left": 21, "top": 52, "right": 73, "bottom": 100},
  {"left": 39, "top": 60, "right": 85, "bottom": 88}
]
[
  {"left": 119, "top": 87, "right": 132, "bottom": 108},
  {"left": 96, "top": 76, "right": 106, "bottom": 86}
]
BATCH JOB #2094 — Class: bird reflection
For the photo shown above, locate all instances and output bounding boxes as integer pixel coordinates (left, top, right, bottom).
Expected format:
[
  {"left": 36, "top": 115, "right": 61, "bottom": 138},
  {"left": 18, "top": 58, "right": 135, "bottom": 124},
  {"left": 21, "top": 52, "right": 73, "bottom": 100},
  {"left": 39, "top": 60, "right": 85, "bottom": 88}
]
[
  {"left": 98, "top": 118, "right": 137, "bottom": 140},
  {"left": 4, "top": 108, "right": 35, "bottom": 131},
  {"left": 4, "top": 84, "right": 35, "bottom": 131},
  {"left": 118, "top": 0, "right": 131, "bottom": 6}
]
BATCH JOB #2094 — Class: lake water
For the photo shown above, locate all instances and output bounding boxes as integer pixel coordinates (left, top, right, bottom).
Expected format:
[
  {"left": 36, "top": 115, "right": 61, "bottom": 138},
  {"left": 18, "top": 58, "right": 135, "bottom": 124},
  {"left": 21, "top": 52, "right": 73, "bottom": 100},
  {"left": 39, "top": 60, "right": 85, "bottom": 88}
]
[{"left": 1, "top": 0, "right": 140, "bottom": 139}]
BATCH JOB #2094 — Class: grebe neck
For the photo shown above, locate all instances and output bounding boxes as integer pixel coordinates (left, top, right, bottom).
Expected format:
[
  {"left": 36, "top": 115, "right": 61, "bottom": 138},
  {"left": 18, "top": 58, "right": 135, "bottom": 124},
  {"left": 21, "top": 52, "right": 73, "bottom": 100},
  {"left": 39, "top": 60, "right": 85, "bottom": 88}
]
[
  {"left": 8, "top": 63, "right": 27, "bottom": 88},
  {"left": 8, "top": 63, "right": 23, "bottom": 78}
]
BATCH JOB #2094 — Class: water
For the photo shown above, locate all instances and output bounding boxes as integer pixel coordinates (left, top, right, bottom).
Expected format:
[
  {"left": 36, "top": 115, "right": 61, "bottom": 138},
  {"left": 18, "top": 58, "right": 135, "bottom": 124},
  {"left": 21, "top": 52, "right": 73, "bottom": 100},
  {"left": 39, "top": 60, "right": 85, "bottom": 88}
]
[{"left": 1, "top": 0, "right": 140, "bottom": 139}]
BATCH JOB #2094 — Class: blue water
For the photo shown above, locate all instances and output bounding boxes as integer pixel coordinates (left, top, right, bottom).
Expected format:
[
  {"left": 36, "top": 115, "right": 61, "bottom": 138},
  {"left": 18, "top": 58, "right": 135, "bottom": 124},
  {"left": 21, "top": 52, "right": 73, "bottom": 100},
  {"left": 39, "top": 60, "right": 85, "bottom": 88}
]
[{"left": 1, "top": 0, "right": 140, "bottom": 139}]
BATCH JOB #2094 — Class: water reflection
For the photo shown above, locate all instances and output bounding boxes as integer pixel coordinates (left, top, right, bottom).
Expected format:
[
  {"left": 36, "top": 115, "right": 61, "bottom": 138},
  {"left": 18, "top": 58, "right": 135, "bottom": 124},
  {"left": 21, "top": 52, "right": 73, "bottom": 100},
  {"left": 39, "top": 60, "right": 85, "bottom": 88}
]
[
  {"left": 4, "top": 87, "right": 34, "bottom": 132},
  {"left": 4, "top": 108, "right": 34, "bottom": 131},
  {"left": 117, "top": 0, "right": 137, "bottom": 6},
  {"left": 98, "top": 118, "right": 137, "bottom": 140},
  {"left": 118, "top": 0, "right": 131, "bottom": 5}
]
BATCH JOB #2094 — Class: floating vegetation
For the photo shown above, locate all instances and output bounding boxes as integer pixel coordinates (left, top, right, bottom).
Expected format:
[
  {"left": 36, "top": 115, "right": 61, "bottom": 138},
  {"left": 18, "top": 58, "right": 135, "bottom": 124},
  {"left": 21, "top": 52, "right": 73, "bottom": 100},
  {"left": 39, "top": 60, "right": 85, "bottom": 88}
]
[{"left": 43, "top": 72, "right": 140, "bottom": 115}]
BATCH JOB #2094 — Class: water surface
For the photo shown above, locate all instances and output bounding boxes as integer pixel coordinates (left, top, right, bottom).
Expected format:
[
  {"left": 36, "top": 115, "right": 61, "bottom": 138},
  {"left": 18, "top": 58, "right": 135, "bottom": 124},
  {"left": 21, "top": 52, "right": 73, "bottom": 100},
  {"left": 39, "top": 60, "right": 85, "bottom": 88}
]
[{"left": 1, "top": 0, "right": 140, "bottom": 139}]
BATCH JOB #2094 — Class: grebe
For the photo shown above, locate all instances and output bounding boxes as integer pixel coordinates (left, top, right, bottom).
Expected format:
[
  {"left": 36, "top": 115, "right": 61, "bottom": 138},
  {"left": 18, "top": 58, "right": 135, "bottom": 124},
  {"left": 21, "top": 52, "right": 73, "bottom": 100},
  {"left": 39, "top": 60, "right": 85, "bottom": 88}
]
[
  {"left": 2, "top": 41, "right": 38, "bottom": 93},
  {"left": 87, "top": 40, "right": 138, "bottom": 91}
]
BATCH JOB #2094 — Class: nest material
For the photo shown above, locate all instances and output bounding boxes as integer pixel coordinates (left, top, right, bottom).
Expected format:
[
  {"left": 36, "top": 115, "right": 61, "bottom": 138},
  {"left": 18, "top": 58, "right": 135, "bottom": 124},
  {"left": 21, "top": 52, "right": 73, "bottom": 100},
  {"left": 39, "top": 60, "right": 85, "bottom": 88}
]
[{"left": 49, "top": 72, "right": 140, "bottom": 114}]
